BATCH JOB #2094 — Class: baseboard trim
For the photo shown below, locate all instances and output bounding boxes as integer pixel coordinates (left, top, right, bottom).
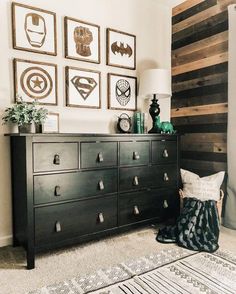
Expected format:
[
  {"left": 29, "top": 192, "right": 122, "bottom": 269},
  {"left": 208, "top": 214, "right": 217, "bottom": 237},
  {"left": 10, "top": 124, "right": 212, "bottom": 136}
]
[{"left": 0, "top": 235, "right": 12, "bottom": 247}]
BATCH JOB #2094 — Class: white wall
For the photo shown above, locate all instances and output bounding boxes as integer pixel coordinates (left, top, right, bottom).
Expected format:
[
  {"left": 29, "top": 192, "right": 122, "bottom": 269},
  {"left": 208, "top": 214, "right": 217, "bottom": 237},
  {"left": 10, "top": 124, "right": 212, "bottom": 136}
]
[{"left": 0, "top": 0, "right": 172, "bottom": 246}]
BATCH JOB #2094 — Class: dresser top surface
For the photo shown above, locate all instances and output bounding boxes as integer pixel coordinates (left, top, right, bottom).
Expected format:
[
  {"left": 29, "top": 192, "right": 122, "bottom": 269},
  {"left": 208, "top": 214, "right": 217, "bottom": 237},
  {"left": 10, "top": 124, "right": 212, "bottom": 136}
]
[{"left": 5, "top": 133, "right": 179, "bottom": 138}]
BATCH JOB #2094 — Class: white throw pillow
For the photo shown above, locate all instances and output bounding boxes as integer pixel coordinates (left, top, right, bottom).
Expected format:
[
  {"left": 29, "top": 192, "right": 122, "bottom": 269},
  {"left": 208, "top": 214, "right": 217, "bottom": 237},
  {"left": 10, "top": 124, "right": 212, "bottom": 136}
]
[{"left": 180, "top": 169, "right": 225, "bottom": 201}]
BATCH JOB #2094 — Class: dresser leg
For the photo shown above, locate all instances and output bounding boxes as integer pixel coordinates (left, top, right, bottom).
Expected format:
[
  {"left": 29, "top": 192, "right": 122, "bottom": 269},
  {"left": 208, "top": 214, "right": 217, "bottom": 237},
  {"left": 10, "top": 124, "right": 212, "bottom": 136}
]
[
  {"left": 26, "top": 250, "right": 35, "bottom": 270},
  {"left": 12, "top": 237, "right": 20, "bottom": 247}
]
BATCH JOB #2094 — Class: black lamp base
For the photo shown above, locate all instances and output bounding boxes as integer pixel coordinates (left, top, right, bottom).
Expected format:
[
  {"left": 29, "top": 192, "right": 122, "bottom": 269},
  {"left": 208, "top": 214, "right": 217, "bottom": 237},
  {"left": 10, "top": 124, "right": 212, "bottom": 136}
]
[{"left": 148, "top": 94, "right": 161, "bottom": 133}]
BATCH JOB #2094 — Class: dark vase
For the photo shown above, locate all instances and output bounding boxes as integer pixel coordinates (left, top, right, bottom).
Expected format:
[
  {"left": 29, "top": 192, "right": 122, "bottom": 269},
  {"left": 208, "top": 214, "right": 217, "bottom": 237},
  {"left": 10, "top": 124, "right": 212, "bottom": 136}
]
[
  {"left": 35, "top": 124, "right": 43, "bottom": 133},
  {"left": 18, "top": 123, "right": 33, "bottom": 133}
]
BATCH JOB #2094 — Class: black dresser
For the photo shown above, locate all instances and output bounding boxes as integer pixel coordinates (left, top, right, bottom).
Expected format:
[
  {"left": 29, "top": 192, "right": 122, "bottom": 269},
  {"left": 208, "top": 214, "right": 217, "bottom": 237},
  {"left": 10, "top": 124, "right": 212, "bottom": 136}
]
[{"left": 8, "top": 133, "right": 180, "bottom": 269}]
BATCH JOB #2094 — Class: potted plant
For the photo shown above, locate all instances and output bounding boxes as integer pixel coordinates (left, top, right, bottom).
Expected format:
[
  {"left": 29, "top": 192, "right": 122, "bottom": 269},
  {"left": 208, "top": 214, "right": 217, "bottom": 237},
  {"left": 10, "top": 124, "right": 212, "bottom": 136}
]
[
  {"left": 2, "top": 96, "right": 36, "bottom": 133},
  {"left": 33, "top": 107, "right": 48, "bottom": 133},
  {"left": 2, "top": 96, "right": 48, "bottom": 133}
]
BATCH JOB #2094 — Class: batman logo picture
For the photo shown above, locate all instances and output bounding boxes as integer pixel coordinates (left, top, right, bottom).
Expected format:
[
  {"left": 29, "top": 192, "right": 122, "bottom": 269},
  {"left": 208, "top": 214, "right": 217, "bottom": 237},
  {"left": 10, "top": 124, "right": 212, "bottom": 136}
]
[
  {"left": 71, "top": 76, "right": 97, "bottom": 100},
  {"left": 111, "top": 42, "right": 133, "bottom": 57}
]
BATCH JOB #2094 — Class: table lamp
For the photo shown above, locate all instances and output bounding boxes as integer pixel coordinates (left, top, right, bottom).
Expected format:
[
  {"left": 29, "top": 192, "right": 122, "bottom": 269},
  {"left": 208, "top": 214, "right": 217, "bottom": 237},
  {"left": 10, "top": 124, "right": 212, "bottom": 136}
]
[{"left": 139, "top": 69, "right": 171, "bottom": 133}]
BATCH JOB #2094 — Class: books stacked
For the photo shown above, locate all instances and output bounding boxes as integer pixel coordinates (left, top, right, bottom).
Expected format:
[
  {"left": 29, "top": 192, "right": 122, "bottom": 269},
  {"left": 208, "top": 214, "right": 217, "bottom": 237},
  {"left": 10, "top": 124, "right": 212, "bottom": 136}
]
[{"left": 134, "top": 112, "right": 148, "bottom": 133}]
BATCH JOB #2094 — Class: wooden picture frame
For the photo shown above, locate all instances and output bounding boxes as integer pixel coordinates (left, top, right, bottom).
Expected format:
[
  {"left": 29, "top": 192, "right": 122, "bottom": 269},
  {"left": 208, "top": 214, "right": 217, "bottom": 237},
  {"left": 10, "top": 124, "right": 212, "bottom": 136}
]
[
  {"left": 13, "top": 58, "right": 58, "bottom": 105},
  {"left": 64, "top": 17, "right": 100, "bottom": 64},
  {"left": 66, "top": 66, "right": 101, "bottom": 109},
  {"left": 108, "top": 73, "right": 137, "bottom": 111},
  {"left": 106, "top": 28, "right": 136, "bottom": 70},
  {"left": 42, "top": 112, "right": 59, "bottom": 133},
  {"left": 12, "top": 2, "right": 57, "bottom": 56}
]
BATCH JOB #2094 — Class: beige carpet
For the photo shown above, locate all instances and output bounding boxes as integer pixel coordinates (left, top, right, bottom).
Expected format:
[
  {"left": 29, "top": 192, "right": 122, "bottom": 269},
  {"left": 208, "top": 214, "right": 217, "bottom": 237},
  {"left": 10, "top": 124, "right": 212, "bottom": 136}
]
[{"left": 0, "top": 225, "right": 236, "bottom": 294}]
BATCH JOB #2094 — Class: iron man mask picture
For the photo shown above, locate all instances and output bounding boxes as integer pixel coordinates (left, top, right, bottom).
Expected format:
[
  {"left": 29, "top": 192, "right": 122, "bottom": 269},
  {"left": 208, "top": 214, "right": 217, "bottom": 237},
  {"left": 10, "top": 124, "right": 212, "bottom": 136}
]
[{"left": 24, "top": 13, "right": 47, "bottom": 48}]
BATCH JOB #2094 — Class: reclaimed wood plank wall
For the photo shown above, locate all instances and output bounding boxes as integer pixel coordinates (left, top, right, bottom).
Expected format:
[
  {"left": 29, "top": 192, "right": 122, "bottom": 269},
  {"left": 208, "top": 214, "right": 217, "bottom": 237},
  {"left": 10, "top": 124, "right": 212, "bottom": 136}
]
[{"left": 171, "top": 0, "right": 236, "bottom": 176}]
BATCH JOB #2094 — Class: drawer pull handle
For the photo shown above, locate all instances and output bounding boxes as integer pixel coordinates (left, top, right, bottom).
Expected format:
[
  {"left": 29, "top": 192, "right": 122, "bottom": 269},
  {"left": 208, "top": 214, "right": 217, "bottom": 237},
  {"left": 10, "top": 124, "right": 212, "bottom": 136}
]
[
  {"left": 163, "top": 173, "right": 169, "bottom": 182},
  {"left": 53, "top": 154, "right": 60, "bottom": 165},
  {"left": 163, "top": 200, "right": 169, "bottom": 208},
  {"left": 133, "top": 151, "right": 140, "bottom": 160},
  {"left": 97, "top": 152, "right": 104, "bottom": 162},
  {"left": 134, "top": 205, "right": 140, "bottom": 215},
  {"left": 163, "top": 149, "right": 169, "bottom": 158},
  {"left": 98, "top": 180, "right": 105, "bottom": 190},
  {"left": 133, "top": 176, "right": 139, "bottom": 186},
  {"left": 98, "top": 213, "right": 104, "bottom": 223},
  {"left": 55, "top": 221, "right": 62, "bottom": 233},
  {"left": 54, "top": 186, "right": 61, "bottom": 196}
]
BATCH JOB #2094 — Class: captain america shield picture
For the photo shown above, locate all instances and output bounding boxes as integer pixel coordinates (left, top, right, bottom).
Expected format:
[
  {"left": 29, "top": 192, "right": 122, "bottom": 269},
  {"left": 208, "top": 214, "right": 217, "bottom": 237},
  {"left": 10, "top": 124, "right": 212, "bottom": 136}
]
[
  {"left": 14, "top": 59, "right": 58, "bottom": 105},
  {"left": 66, "top": 66, "right": 101, "bottom": 109},
  {"left": 12, "top": 2, "right": 57, "bottom": 56}
]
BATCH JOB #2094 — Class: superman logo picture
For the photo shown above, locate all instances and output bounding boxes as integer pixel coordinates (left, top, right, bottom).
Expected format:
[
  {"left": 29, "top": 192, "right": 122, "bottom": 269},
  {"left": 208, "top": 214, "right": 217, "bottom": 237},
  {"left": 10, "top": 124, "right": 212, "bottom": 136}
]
[{"left": 71, "top": 76, "right": 97, "bottom": 100}]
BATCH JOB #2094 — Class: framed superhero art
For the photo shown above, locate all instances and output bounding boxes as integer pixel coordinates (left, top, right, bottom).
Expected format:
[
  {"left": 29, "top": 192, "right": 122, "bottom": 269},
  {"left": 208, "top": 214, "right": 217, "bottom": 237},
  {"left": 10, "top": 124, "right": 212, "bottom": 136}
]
[
  {"left": 12, "top": 2, "right": 57, "bottom": 56},
  {"left": 66, "top": 66, "right": 101, "bottom": 109},
  {"left": 108, "top": 73, "right": 137, "bottom": 111},
  {"left": 13, "top": 59, "right": 58, "bottom": 105},
  {"left": 64, "top": 17, "right": 101, "bottom": 64},
  {"left": 106, "top": 28, "right": 136, "bottom": 70}
]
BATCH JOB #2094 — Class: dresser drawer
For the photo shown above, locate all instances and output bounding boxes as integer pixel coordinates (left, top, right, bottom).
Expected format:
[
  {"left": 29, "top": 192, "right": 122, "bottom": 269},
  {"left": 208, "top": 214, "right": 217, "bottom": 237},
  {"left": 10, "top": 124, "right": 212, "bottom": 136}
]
[
  {"left": 81, "top": 142, "right": 117, "bottom": 169},
  {"left": 151, "top": 165, "right": 178, "bottom": 188},
  {"left": 34, "top": 169, "right": 117, "bottom": 205},
  {"left": 35, "top": 196, "right": 117, "bottom": 246},
  {"left": 152, "top": 141, "right": 177, "bottom": 164},
  {"left": 119, "top": 166, "right": 150, "bottom": 192},
  {"left": 119, "top": 190, "right": 159, "bottom": 226},
  {"left": 120, "top": 141, "right": 149, "bottom": 166},
  {"left": 33, "top": 143, "right": 78, "bottom": 173},
  {"left": 119, "top": 188, "right": 178, "bottom": 226}
]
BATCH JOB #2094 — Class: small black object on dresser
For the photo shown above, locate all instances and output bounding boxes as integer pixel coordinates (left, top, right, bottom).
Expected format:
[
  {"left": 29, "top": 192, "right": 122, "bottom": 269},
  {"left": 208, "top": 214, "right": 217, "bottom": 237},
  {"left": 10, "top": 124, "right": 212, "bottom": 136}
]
[{"left": 8, "top": 133, "right": 180, "bottom": 269}]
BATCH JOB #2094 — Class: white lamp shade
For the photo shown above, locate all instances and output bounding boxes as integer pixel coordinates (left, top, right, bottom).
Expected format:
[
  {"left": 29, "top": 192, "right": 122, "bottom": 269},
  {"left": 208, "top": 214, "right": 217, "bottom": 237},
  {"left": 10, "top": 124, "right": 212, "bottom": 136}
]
[{"left": 139, "top": 69, "right": 172, "bottom": 98}]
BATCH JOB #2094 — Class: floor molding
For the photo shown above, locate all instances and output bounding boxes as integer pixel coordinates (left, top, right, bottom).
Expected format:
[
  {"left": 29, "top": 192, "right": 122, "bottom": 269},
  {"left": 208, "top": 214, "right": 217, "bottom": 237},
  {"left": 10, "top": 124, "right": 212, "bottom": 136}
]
[{"left": 0, "top": 235, "right": 12, "bottom": 247}]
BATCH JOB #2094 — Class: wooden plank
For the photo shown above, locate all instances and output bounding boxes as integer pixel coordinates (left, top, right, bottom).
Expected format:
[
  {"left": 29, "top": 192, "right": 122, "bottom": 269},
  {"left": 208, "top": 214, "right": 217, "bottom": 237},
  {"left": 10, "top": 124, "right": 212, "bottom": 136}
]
[
  {"left": 172, "top": 62, "right": 228, "bottom": 83},
  {"left": 172, "top": 41, "right": 228, "bottom": 67},
  {"left": 172, "top": 92, "right": 228, "bottom": 109},
  {"left": 172, "top": 113, "right": 228, "bottom": 126},
  {"left": 172, "top": 31, "right": 228, "bottom": 58},
  {"left": 172, "top": 0, "right": 205, "bottom": 17},
  {"left": 181, "top": 159, "right": 227, "bottom": 172},
  {"left": 172, "top": 11, "right": 227, "bottom": 44},
  {"left": 172, "top": 0, "right": 217, "bottom": 25},
  {"left": 173, "top": 0, "right": 235, "bottom": 34},
  {"left": 180, "top": 141, "right": 227, "bottom": 153},
  {"left": 172, "top": 72, "right": 227, "bottom": 93},
  {"left": 172, "top": 20, "right": 228, "bottom": 50},
  {"left": 181, "top": 151, "right": 227, "bottom": 162},
  {"left": 176, "top": 123, "right": 227, "bottom": 133},
  {"left": 171, "top": 103, "right": 228, "bottom": 118},
  {"left": 181, "top": 133, "right": 227, "bottom": 144},
  {"left": 173, "top": 83, "right": 227, "bottom": 100},
  {"left": 172, "top": 52, "right": 228, "bottom": 76}
]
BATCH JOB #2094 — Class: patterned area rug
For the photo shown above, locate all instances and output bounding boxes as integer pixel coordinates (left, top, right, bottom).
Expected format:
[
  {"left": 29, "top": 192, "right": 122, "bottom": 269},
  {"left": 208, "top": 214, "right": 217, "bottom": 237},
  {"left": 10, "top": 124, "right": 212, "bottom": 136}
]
[{"left": 28, "top": 248, "right": 236, "bottom": 294}]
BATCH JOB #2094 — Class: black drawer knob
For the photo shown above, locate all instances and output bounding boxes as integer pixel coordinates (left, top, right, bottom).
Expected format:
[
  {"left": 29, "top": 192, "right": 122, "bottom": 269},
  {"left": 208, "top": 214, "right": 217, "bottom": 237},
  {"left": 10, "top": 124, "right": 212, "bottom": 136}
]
[
  {"left": 55, "top": 221, "right": 62, "bottom": 232},
  {"left": 163, "top": 173, "right": 169, "bottom": 182},
  {"left": 98, "top": 212, "right": 104, "bottom": 223},
  {"left": 133, "top": 151, "right": 140, "bottom": 160},
  {"left": 134, "top": 205, "right": 140, "bottom": 215},
  {"left": 163, "top": 200, "right": 169, "bottom": 208},
  {"left": 163, "top": 149, "right": 169, "bottom": 158},
  {"left": 133, "top": 176, "right": 139, "bottom": 186},
  {"left": 53, "top": 154, "right": 60, "bottom": 165},
  {"left": 54, "top": 186, "right": 61, "bottom": 196},
  {"left": 97, "top": 152, "right": 104, "bottom": 162},
  {"left": 98, "top": 180, "right": 105, "bottom": 190}
]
